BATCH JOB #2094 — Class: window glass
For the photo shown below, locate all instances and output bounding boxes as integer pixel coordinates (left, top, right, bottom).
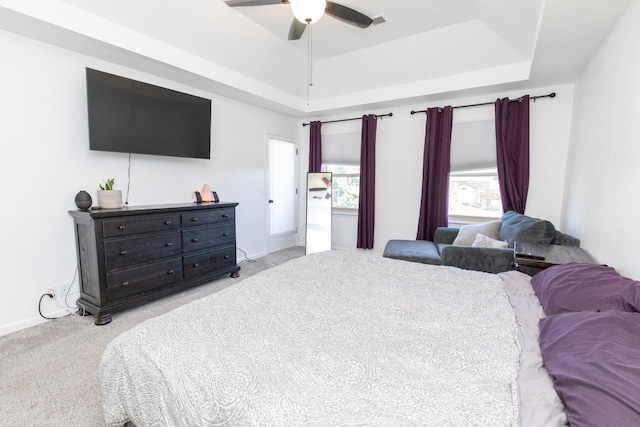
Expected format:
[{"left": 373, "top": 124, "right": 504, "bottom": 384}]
[
  {"left": 449, "top": 168, "right": 502, "bottom": 220},
  {"left": 322, "top": 164, "right": 360, "bottom": 210}
]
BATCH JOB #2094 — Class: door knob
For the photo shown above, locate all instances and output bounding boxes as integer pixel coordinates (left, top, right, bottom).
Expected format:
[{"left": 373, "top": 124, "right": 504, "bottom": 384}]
[{"left": 268, "top": 200, "right": 274, "bottom": 203}]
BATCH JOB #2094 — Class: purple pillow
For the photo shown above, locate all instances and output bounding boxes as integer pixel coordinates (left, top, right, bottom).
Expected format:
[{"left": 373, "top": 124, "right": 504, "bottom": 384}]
[
  {"left": 540, "top": 311, "right": 640, "bottom": 426},
  {"left": 531, "top": 262, "right": 640, "bottom": 315}
]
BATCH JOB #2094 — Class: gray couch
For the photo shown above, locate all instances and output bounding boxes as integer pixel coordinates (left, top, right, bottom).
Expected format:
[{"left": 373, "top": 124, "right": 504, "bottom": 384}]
[{"left": 383, "top": 211, "right": 580, "bottom": 274}]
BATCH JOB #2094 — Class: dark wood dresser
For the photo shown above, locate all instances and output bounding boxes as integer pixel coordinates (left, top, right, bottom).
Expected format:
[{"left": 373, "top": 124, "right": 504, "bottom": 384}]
[{"left": 69, "top": 202, "right": 240, "bottom": 325}]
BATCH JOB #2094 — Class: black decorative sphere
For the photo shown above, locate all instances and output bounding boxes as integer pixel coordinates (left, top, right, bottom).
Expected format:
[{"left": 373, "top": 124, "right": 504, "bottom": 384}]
[{"left": 75, "top": 190, "right": 93, "bottom": 210}]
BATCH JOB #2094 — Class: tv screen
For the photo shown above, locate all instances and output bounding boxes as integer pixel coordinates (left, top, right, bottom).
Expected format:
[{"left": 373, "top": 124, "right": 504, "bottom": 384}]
[{"left": 86, "top": 68, "right": 211, "bottom": 159}]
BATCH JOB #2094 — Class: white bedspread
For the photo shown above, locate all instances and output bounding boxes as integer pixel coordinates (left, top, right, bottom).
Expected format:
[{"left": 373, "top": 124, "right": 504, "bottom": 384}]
[{"left": 102, "top": 250, "right": 521, "bottom": 426}]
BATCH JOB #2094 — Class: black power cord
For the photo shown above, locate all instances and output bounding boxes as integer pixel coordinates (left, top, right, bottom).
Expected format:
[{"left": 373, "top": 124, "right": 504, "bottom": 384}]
[
  {"left": 39, "top": 266, "right": 85, "bottom": 320},
  {"left": 125, "top": 152, "right": 132, "bottom": 205},
  {"left": 237, "top": 247, "right": 256, "bottom": 264},
  {"left": 38, "top": 293, "right": 72, "bottom": 320}
]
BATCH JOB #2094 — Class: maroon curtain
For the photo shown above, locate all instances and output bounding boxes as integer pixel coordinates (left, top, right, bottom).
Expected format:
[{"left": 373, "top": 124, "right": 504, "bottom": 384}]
[
  {"left": 357, "top": 114, "right": 377, "bottom": 249},
  {"left": 495, "top": 96, "right": 530, "bottom": 214},
  {"left": 416, "top": 106, "right": 453, "bottom": 241},
  {"left": 308, "top": 120, "right": 322, "bottom": 173}
]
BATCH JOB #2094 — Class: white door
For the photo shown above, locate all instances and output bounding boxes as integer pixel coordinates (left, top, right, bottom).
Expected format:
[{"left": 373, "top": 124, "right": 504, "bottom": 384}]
[{"left": 267, "top": 136, "right": 298, "bottom": 253}]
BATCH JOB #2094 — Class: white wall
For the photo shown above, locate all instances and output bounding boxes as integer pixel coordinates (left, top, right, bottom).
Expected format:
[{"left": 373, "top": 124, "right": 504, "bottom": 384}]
[
  {"left": 564, "top": 0, "right": 640, "bottom": 279},
  {"left": 0, "top": 29, "right": 299, "bottom": 336},
  {"left": 7, "top": 0, "right": 630, "bottom": 335},
  {"left": 299, "top": 84, "right": 576, "bottom": 255}
]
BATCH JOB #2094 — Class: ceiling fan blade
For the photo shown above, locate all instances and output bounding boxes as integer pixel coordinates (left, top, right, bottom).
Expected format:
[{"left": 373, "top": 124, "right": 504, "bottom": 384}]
[
  {"left": 325, "top": 1, "right": 373, "bottom": 28},
  {"left": 225, "top": 0, "right": 287, "bottom": 7},
  {"left": 288, "top": 18, "right": 307, "bottom": 40}
]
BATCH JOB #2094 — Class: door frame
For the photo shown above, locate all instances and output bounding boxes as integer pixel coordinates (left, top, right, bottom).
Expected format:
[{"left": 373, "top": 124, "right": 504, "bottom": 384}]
[{"left": 265, "top": 132, "right": 299, "bottom": 254}]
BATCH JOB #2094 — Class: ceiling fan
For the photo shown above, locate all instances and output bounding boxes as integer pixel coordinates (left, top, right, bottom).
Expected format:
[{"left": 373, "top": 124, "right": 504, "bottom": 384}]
[{"left": 225, "top": 0, "right": 374, "bottom": 40}]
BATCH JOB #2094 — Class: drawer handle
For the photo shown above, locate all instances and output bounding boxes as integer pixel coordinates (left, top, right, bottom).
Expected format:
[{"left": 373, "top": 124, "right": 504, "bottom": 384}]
[
  {"left": 165, "top": 220, "right": 172, "bottom": 225},
  {"left": 165, "top": 242, "right": 172, "bottom": 247},
  {"left": 119, "top": 225, "right": 126, "bottom": 230},
  {"left": 193, "top": 263, "right": 200, "bottom": 268},
  {"left": 122, "top": 281, "right": 129, "bottom": 287},
  {"left": 167, "top": 269, "right": 174, "bottom": 275},
  {"left": 192, "top": 238, "right": 198, "bottom": 243},
  {"left": 120, "top": 250, "right": 127, "bottom": 256},
  {"left": 224, "top": 255, "right": 230, "bottom": 259},
  {"left": 191, "top": 217, "right": 198, "bottom": 222},
  {"left": 222, "top": 213, "right": 229, "bottom": 218},
  {"left": 223, "top": 232, "right": 229, "bottom": 237}
]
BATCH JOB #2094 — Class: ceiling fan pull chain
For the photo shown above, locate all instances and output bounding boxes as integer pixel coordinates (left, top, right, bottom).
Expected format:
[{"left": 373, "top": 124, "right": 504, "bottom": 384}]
[{"left": 307, "top": 21, "right": 313, "bottom": 106}]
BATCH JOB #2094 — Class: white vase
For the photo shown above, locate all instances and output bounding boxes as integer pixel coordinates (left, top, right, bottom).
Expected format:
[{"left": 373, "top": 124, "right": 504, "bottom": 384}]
[{"left": 97, "top": 190, "right": 123, "bottom": 209}]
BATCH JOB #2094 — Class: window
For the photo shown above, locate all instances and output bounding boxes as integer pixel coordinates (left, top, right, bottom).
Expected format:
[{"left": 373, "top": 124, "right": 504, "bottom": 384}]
[
  {"left": 449, "top": 119, "right": 501, "bottom": 223},
  {"left": 449, "top": 168, "right": 502, "bottom": 221},
  {"left": 322, "top": 164, "right": 360, "bottom": 211}
]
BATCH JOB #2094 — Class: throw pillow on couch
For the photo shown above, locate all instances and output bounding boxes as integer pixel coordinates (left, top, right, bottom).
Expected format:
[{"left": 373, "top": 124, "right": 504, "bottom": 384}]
[
  {"left": 451, "top": 220, "right": 502, "bottom": 245},
  {"left": 471, "top": 233, "right": 508, "bottom": 248}
]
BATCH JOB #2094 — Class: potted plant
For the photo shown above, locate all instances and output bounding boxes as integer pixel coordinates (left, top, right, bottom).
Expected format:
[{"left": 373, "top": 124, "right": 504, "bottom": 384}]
[{"left": 97, "top": 177, "right": 123, "bottom": 209}]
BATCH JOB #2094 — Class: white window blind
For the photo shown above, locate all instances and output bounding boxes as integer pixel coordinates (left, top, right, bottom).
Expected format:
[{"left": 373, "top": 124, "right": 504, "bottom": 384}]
[
  {"left": 321, "top": 132, "right": 360, "bottom": 165},
  {"left": 450, "top": 120, "right": 496, "bottom": 172}
]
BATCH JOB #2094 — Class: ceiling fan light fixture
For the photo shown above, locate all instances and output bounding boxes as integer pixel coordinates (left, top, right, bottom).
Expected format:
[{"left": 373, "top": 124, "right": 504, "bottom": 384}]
[{"left": 291, "top": 0, "right": 326, "bottom": 24}]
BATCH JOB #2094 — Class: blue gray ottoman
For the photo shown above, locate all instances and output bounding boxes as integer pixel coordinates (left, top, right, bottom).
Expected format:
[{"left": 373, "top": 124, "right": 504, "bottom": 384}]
[{"left": 383, "top": 239, "right": 442, "bottom": 265}]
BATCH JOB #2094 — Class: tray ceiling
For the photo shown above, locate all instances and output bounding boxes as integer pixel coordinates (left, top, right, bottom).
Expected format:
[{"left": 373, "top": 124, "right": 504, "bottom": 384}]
[{"left": 0, "top": 0, "right": 632, "bottom": 115}]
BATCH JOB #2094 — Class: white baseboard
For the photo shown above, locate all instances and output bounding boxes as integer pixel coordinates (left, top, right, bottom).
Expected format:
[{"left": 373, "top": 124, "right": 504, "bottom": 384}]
[{"left": 0, "top": 308, "right": 69, "bottom": 337}]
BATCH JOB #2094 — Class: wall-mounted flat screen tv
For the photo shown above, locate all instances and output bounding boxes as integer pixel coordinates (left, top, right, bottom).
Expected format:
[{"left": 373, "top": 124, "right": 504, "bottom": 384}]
[{"left": 86, "top": 68, "right": 211, "bottom": 159}]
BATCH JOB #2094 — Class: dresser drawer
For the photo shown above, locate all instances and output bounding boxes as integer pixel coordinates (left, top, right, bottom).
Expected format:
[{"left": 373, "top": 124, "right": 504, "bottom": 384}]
[
  {"left": 182, "top": 224, "right": 235, "bottom": 253},
  {"left": 106, "top": 258, "right": 183, "bottom": 301},
  {"left": 103, "top": 214, "right": 180, "bottom": 237},
  {"left": 181, "top": 208, "right": 234, "bottom": 228},
  {"left": 183, "top": 246, "right": 236, "bottom": 279},
  {"left": 104, "top": 231, "right": 181, "bottom": 270}
]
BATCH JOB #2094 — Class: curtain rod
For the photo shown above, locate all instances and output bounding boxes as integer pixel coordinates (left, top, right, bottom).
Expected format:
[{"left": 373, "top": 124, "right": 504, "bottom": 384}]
[
  {"left": 302, "top": 112, "right": 393, "bottom": 127},
  {"left": 409, "top": 92, "right": 556, "bottom": 115}
]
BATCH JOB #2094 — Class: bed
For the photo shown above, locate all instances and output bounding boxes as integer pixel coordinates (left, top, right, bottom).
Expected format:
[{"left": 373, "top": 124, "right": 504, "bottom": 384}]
[{"left": 101, "top": 250, "right": 640, "bottom": 426}]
